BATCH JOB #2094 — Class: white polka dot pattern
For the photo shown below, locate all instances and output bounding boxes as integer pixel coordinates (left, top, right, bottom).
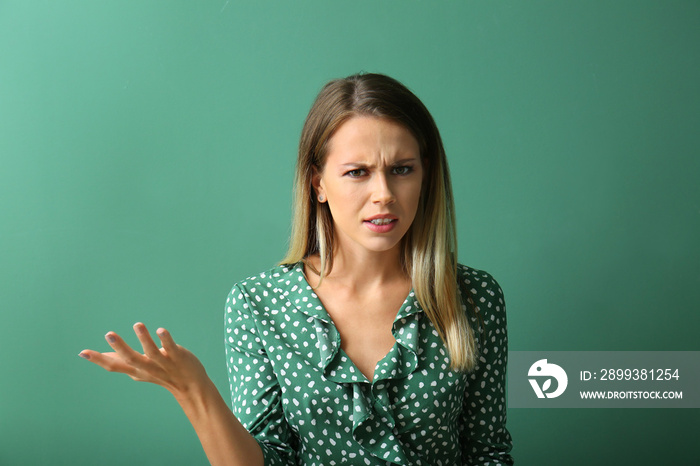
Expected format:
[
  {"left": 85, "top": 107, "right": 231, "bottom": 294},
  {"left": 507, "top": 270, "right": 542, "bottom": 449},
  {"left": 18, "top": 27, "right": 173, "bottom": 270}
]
[{"left": 224, "top": 263, "right": 513, "bottom": 465}]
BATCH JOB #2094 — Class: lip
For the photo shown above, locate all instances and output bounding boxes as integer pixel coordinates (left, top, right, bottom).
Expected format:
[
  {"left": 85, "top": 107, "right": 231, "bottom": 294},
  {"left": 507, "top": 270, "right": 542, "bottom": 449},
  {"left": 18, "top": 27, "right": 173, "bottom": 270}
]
[
  {"left": 364, "top": 214, "right": 398, "bottom": 221},
  {"left": 363, "top": 214, "right": 398, "bottom": 233}
]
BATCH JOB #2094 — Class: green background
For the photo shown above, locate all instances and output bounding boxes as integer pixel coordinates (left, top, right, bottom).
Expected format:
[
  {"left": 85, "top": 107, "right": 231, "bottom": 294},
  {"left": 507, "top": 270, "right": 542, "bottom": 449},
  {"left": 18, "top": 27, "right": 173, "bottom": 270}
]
[{"left": 1, "top": 1, "right": 698, "bottom": 464}]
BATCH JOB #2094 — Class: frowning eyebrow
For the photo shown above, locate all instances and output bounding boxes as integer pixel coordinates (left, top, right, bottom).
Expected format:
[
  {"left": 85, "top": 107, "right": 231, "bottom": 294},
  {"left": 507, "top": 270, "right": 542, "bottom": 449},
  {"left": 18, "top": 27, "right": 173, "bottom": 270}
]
[{"left": 339, "top": 157, "right": 419, "bottom": 168}]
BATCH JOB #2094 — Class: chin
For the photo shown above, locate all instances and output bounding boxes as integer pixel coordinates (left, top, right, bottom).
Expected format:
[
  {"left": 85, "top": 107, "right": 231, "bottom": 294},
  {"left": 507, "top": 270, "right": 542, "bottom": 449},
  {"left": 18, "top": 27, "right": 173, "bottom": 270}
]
[{"left": 360, "top": 238, "right": 404, "bottom": 254}]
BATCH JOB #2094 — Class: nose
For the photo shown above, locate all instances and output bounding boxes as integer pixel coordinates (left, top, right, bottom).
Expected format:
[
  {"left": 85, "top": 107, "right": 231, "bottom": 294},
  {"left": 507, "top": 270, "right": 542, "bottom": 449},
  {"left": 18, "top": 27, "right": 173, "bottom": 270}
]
[{"left": 370, "top": 172, "right": 396, "bottom": 205}]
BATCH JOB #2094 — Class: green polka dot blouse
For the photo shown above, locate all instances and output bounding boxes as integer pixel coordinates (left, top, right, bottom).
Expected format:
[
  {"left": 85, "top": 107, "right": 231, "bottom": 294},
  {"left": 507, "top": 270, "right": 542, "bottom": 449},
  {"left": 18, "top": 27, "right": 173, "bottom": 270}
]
[{"left": 224, "top": 262, "right": 513, "bottom": 465}]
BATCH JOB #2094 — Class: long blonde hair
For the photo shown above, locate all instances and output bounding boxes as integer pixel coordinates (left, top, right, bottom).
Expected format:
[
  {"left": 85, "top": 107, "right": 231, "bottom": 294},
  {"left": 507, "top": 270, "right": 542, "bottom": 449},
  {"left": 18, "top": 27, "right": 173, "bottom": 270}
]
[{"left": 281, "top": 73, "right": 477, "bottom": 371}]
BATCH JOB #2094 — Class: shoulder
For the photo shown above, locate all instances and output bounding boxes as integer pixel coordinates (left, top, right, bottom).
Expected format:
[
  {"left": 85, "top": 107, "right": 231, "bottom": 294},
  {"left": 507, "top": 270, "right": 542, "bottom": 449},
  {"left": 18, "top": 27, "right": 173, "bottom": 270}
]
[
  {"left": 456, "top": 263, "right": 505, "bottom": 304},
  {"left": 225, "top": 262, "right": 304, "bottom": 314},
  {"left": 456, "top": 263, "right": 507, "bottom": 333},
  {"left": 229, "top": 262, "right": 302, "bottom": 292}
]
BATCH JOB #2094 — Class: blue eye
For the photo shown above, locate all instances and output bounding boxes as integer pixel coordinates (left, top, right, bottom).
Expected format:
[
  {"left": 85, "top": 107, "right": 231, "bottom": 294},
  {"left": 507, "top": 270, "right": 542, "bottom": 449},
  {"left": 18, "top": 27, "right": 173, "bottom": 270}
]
[{"left": 392, "top": 166, "right": 413, "bottom": 175}]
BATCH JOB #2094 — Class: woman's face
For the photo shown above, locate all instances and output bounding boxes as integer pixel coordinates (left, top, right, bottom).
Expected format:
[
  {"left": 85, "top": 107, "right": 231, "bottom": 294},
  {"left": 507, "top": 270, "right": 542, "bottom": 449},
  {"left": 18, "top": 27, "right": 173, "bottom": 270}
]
[{"left": 313, "top": 116, "right": 423, "bottom": 258}]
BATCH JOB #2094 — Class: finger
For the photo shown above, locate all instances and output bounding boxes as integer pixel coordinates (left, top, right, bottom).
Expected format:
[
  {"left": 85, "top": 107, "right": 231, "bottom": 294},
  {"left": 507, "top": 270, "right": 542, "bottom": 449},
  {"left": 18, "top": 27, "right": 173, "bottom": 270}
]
[
  {"left": 133, "top": 322, "right": 162, "bottom": 360},
  {"left": 156, "top": 328, "right": 178, "bottom": 355},
  {"left": 78, "top": 349, "right": 135, "bottom": 375},
  {"left": 105, "top": 331, "right": 147, "bottom": 367}
]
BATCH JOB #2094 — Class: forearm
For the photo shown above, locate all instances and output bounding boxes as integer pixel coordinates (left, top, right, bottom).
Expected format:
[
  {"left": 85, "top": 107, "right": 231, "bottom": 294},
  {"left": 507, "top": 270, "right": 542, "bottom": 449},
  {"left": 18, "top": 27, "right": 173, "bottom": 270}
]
[
  {"left": 174, "top": 378, "right": 264, "bottom": 466},
  {"left": 81, "top": 324, "right": 266, "bottom": 465}
]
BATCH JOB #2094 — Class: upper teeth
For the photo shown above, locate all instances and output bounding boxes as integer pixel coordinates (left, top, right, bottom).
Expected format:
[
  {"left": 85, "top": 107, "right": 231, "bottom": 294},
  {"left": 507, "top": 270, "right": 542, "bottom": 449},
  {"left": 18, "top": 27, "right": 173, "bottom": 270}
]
[{"left": 370, "top": 218, "right": 393, "bottom": 225}]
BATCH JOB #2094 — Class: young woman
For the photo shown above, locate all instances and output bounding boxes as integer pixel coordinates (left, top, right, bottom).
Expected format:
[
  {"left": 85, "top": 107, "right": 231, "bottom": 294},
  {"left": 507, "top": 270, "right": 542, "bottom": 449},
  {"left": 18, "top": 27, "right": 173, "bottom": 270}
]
[{"left": 80, "top": 73, "right": 514, "bottom": 465}]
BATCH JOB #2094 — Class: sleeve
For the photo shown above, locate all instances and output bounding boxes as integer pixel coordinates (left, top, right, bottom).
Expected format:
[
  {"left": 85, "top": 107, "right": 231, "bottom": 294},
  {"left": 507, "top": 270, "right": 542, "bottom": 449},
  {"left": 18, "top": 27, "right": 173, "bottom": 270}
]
[
  {"left": 459, "top": 269, "right": 514, "bottom": 465},
  {"left": 224, "top": 284, "right": 298, "bottom": 466}
]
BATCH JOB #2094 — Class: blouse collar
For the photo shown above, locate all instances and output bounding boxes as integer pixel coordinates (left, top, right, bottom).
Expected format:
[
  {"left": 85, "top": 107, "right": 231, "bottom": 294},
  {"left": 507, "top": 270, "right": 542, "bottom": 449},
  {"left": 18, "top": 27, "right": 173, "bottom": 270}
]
[
  {"left": 279, "top": 262, "right": 423, "bottom": 464},
  {"left": 282, "top": 262, "right": 423, "bottom": 379}
]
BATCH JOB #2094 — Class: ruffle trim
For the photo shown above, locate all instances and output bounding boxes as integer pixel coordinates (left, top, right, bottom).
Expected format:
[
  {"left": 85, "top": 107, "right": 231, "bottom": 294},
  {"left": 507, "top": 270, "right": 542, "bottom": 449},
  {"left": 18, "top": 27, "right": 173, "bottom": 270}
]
[{"left": 283, "top": 264, "right": 422, "bottom": 465}]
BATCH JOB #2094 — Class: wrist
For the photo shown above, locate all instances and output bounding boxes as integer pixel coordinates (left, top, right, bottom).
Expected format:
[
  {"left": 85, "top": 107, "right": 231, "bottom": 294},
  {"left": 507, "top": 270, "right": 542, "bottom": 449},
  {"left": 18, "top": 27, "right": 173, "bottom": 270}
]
[{"left": 171, "top": 376, "right": 221, "bottom": 416}]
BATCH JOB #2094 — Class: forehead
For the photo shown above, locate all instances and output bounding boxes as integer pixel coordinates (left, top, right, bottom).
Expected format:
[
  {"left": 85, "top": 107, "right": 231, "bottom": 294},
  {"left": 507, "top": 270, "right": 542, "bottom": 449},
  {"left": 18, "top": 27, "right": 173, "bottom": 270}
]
[{"left": 324, "top": 116, "right": 420, "bottom": 163}]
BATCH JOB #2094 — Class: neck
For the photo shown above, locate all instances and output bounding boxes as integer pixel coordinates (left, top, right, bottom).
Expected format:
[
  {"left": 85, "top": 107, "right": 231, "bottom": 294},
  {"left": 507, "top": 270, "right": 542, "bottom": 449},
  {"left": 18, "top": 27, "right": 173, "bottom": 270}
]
[
  {"left": 338, "top": 245, "right": 405, "bottom": 283},
  {"left": 307, "top": 243, "right": 408, "bottom": 290}
]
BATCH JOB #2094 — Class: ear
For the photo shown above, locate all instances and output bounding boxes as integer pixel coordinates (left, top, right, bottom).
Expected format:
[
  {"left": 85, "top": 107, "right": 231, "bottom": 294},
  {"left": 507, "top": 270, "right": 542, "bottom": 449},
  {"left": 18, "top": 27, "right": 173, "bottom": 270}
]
[{"left": 312, "top": 166, "right": 327, "bottom": 203}]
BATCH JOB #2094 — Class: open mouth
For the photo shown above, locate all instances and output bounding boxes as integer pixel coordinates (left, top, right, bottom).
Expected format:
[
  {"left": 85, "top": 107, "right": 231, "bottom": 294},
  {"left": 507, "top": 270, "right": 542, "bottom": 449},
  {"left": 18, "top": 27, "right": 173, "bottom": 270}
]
[
  {"left": 367, "top": 218, "right": 396, "bottom": 225},
  {"left": 363, "top": 216, "right": 398, "bottom": 232}
]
